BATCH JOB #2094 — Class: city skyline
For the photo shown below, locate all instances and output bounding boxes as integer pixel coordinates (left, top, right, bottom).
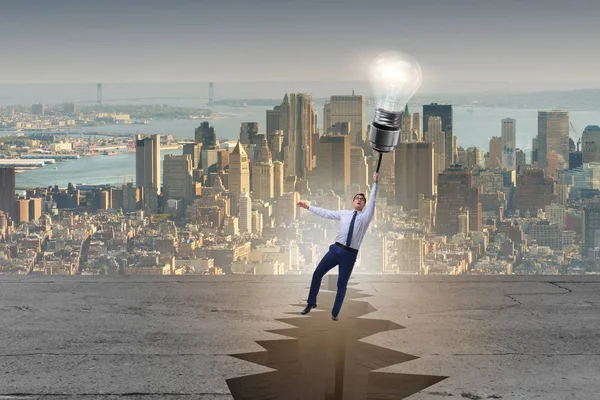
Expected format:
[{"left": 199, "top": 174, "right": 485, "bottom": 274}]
[{"left": 1, "top": 0, "right": 600, "bottom": 92}]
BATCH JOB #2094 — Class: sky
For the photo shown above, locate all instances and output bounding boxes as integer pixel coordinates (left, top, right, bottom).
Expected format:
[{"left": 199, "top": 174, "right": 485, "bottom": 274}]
[{"left": 2, "top": 0, "right": 600, "bottom": 92}]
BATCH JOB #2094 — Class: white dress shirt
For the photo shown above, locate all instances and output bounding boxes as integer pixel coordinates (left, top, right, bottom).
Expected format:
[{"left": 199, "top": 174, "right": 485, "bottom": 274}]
[{"left": 307, "top": 183, "right": 378, "bottom": 251}]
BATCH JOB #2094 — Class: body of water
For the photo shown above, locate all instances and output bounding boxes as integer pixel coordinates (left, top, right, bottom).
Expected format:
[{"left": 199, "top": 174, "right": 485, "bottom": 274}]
[{"left": 14, "top": 105, "right": 600, "bottom": 189}]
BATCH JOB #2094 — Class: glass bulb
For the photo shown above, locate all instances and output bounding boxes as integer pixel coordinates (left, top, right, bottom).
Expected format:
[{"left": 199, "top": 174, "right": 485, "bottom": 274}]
[{"left": 368, "top": 50, "right": 422, "bottom": 112}]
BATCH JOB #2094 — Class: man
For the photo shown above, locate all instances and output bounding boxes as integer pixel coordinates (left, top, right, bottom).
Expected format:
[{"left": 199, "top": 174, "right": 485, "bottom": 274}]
[{"left": 296, "top": 172, "right": 378, "bottom": 321}]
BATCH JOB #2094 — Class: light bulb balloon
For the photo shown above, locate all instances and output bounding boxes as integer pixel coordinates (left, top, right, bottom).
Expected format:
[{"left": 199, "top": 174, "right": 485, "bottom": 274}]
[{"left": 368, "top": 51, "right": 422, "bottom": 169}]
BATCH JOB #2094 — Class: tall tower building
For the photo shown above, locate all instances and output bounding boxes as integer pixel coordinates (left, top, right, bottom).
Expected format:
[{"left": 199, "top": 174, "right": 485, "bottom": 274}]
[
  {"left": 311, "top": 135, "right": 351, "bottom": 194},
  {"left": 266, "top": 107, "right": 281, "bottom": 137},
  {"left": 400, "top": 104, "right": 413, "bottom": 142},
  {"left": 501, "top": 118, "right": 517, "bottom": 170},
  {"left": 582, "top": 125, "right": 600, "bottom": 163},
  {"left": 397, "top": 234, "right": 424, "bottom": 273},
  {"left": 229, "top": 141, "right": 250, "bottom": 215},
  {"left": 436, "top": 166, "right": 482, "bottom": 235},
  {"left": 135, "top": 134, "right": 160, "bottom": 212},
  {"left": 327, "top": 93, "right": 366, "bottom": 146},
  {"left": 488, "top": 136, "right": 502, "bottom": 169},
  {"left": 183, "top": 143, "right": 201, "bottom": 170},
  {"left": 252, "top": 139, "right": 274, "bottom": 202},
  {"left": 583, "top": 198, "right": 600, "bottom": 257},
  {"left": 0, "top": 167, "right": 15, "bottom": 218},
  {"left": 163, "top": 154, "right": 194, "bottom": 206},
  {"left": 516, "top": 148, "right": 526, "bottom": 172},
  {"left": 394, "top": 142, "right": 435, "bottom": 211},
  {"left": 424, "top": 116, "right": 445, "bottom": 184},
  {"left": 195, "top": 122, "right": 217, "bottom": 148},
  {"left": 240, "top": 122, "right": 259, "bottom": 145},
  {"left": 350, "top": 147, "right": 369, "bottom": 192},
  {"left": 323, "top": 102, "right": 331, "bottom": 137},
  {"left": 273, "top": 161, "right": 284, "bottom": 198},
  {"left": 538, "top": 110, "right": 569, "bottom": 179},
  {"left": 423, "top": 103, "right": 453, "bottom": 166},
  {"left": 239, "top": 192, "right": 252, "bottom": 233},
  {"left": 281, "top": 93, "right": 314, "bottom": 180},
  {"left": 412, "top": 112, "right": 421, "bottom": 141}
]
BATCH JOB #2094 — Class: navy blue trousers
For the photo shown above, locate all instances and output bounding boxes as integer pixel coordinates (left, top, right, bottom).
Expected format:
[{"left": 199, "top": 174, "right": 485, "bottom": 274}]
[{"left": 307, "top": 243, "right": 358, "bottom": 317}]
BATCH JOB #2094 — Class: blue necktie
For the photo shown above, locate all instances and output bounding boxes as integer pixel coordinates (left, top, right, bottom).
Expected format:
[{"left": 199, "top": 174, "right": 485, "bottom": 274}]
[{"left": 346, "top": 211, "right": 357, "bottom": 247}]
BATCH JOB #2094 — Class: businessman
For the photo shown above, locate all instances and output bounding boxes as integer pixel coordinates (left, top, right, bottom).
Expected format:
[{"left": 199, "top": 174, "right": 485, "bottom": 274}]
[{"left": 296, "top": 172, "right": 379, "bottom": 320}]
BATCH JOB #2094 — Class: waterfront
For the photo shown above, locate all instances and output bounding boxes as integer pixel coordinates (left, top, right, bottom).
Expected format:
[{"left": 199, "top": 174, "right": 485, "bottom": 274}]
[{"left": 14, "top": 105, "right": 600, "bottom": 189}]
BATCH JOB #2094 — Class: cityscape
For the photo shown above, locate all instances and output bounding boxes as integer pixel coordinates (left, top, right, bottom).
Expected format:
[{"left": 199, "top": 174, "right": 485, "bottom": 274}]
[{"left": 1, "top": 86, "right": 599, "bottom": 277}]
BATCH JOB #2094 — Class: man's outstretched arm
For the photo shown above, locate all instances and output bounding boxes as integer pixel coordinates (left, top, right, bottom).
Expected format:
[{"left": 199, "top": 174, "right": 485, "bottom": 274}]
[
  {"left": 363, "top": 172, "right": 379, "bottom": 222},
  {"left": 297, "top": 201, "right": 342, "bottom": 220}
]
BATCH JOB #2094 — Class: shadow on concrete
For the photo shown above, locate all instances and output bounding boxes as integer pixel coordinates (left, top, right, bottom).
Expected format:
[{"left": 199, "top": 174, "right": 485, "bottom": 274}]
[{"left": 227, "top": 275, "right": 447, "bottom": 399}]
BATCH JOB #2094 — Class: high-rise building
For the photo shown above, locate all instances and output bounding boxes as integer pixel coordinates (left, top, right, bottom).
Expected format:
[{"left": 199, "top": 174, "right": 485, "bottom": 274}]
[
  {"left": 0, "top": 167, "right": 15, "bottom": 218},
  {"left": 513, "top": 169, "right": 557, "bottom": 215},
  {"left": 266, "top": 107, "right": 281, "bottom": 137},
  {"left": 350, "top": 147, "right": 369, "bottom": 192},
  {"left": 280, "top": 93, "right": 315, "bottom": 179},
  {"left": 63, "top": 103, "right": 77, "bottom": 114},
  {"left": 538, "top": 110, "right": 569, "bottom": 178},
  {"left": 488, "top": 136, "right": 502, "bottom": 169},
  {"left": 310, "top": 135, "right": 351, "bottom": 194},
  {"left": 412, "top": 112, "right": 421, "bottom": 141},
  {"left": 326, "top": 93, "right": 366, "bottom": 146},
  {"left": 183, "top": 143, "right": 201, "bottom": 169},
  {"left": 229, "top": 141, "right": 250, "bottom": 216},
  {"left": 252, "top": 139, "right": 274, "bottom": 202},
  {"left": 583, "top": 198, "right": 600, "bottom": 257},
  {"left": 135, "top": 134, "right": 160, "bottom": 212},
  {"left": 323, "top": 102, "right": 331, "bottom": 137},
  {"left": 397, "top": 234, "right": 423, "bottom": 273},
  {"left": 394, "top": 142, "right": 434, "bottom": 211},
  {"left": 423, "top": 103, "right": 453, "bottom": 166},
  {"left": 516, "top": 148, "right": 526, "bottom": 172},
  {"left": 501, "top": 118, "right": 516, "bottom": 170},
  {"left": 436, "top": 166, "right": 482, "bottom": 235},
  {"left": 273, "top": 161, "right": 284, "bottom": 198},
  {"left": 163, "top": 154, "right": 194, "bottom": 206},
  {"left": 466, "top": 147, "right": 482, "bottom": 168},
  {"left": 195, "top": 122, "right": 217, "bottom": 148},
  {"left": 400, "top": 105, "right": 413, "bottom": 142},
  {"left": 240, "top": 122, "right": 260, "bottom": 145},
  {"left": 238, "top": 192, "right": 252, "bottom": 233},
  {"left": 29, "top": 197, "right": 42, "bottom": 221},
  {"left": 14, "top": 199, "right": 30, "bottom": 223},
  {"left": 268, "top": 130, "right": 284, "bottom": 161},
  {"left": 424, "top": 116, "right": 445, "bottom": 184},
  {"left": 582, "top": 125, "right": 600, "bottom": 163}
]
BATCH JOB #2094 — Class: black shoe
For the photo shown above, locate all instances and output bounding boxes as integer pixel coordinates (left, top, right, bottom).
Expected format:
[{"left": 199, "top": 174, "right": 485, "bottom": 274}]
[
  {"left": 332, "top": 314, "right": 339, "bottom": 321},
  {"left": 301, "top": 303, "right": 317, "bottom": 315}
]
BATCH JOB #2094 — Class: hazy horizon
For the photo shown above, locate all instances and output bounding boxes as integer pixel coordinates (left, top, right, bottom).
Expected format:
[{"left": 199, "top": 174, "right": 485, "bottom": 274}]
[{"left": 2, "top": 0, "right": 600, "bottom": 92}]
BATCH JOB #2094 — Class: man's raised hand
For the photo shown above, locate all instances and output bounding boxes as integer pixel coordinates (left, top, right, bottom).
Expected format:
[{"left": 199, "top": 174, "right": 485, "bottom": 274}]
[{"left": 297, "top": 201, "right": 309, "bottom": 209}]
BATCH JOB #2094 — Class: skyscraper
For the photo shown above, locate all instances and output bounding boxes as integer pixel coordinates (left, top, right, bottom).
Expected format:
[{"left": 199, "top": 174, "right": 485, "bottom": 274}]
[
  {"left": 266, "top": 107, "right": 281, "bottom": 137},
  {"left": 273, "top": 161, "right": 284, "bottom": 198},
  {"left": 0, "top": 167, "right": 15, "bottom": 218},
  {"left": 183, "top": 143, "right": 201, "bottom": 170},
  {"left": 195, "top": 122, "right": 217, "bottom": 148},
  {"left": 350, "top": 147, "right": 369, "bottom": 192},
  {"left": 436, "top": 166, "right": 482, "bottom": 235},
  {"left": 423, "top": 103, "right": 453, "bottom": 166},
  {"left": 582, "top": 125, "right": 600, "bottom": 163},
  {"left": 239, "top": 122, "right": 259, "bottom": 145},
  {"left": 538, "top": 110, "right": 569, "bottom": 179},
  {"left": 135, "top": 134, "right": 160, "bottom": 212},
  {"left": 252, "top": 139, "right": 274, "bottom": 202},
  {"left": 488, "top": 136, "right": 502, "bottom": 169},
  {"left": 412, "top": 112, "right": 421, "bottom": 141},
  {"left": 281, "top": 93, "right": 314, "bottom": 180},
  {"left": 424, "top": 116, "right": 445, "bottom": 184},
  {"left": 400, "top": 104, "right": 413, "bottom": 142},
  {"left": 394, "top": 142, "right": 435, "bottom": 211},
  {"left": 310, "top": 135, "right": 351, "bottom": 194},
  {"left": 229, "top": 141, "right": 250, "bottom": 215},
  {"left": 326, "top": 93, "right": 366, "bottom": 146},
  {"left": 163, "top": 154, "right": 194, "bottom": 206},
  {"left": 239, "top": 192, "right": 252, "bottom": 233},
  {"left": 501, "top": 118, "right": 516, "bottom": 170}
]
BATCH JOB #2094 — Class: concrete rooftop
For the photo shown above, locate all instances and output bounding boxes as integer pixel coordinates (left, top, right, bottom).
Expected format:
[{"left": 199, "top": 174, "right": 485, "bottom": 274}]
[{"left": 1, "top": 274, "right": 600, "bottom": 399}]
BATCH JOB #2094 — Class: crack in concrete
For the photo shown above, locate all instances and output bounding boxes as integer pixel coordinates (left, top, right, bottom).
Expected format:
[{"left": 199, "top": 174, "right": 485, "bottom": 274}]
[
  {"left": 504, "top": 295, "right": 535, "bottom": 315},
  {"left": 549, "top": 281, "right": 573, "bottom": 293}
]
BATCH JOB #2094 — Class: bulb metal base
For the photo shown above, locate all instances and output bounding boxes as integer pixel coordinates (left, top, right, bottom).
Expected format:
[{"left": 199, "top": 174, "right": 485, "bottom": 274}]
[{"left": 369, "top": 108, "right": 401, "bottom": 153}]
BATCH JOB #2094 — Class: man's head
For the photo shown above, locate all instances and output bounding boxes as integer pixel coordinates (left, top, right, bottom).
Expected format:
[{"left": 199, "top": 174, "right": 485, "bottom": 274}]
[{"left": 353, "top": 193, "right": 367, "bottom": 211}]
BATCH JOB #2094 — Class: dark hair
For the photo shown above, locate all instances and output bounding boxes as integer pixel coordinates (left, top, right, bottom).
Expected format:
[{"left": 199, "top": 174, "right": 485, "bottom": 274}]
[{"left": 353, "top": 193, "right": 367, "bottom": 201}]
